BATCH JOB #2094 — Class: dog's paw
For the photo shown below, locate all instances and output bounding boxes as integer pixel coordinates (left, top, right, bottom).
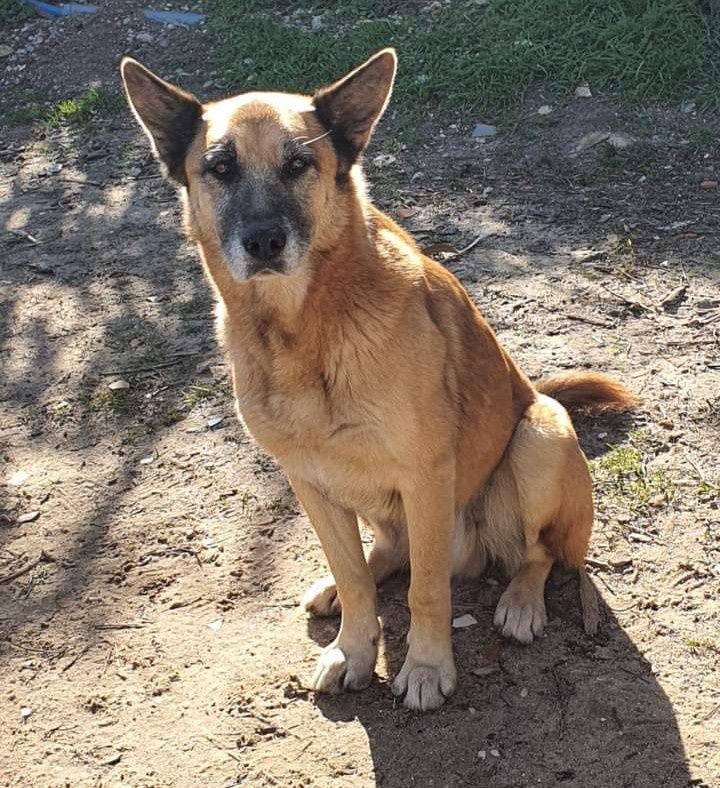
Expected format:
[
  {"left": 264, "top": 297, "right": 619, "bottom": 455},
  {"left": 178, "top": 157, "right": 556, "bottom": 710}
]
[
  {"left": 494, "top": 583, "right": 547, "bottom": 644},
  {"left": 308, "top": 641, "right": 376, "bottom": 694},
  {"left": 302, "top": 575, "right": 341, "bottom": 617},
  {"left": 392, "top": 653, "right": 456, "bottom": 712}
]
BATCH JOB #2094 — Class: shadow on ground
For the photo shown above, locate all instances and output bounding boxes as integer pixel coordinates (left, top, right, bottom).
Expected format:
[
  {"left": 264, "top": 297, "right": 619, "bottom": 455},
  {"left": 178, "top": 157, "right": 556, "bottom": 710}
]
[{"left": 314, "top": 571, "right": 693, "bottom": 788}]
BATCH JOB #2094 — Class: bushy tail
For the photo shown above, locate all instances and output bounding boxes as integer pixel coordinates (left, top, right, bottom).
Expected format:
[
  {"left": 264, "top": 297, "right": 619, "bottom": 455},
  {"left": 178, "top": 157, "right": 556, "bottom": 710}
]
[{"left": 536, "top": 371, "right": 638, "bottom": 413}]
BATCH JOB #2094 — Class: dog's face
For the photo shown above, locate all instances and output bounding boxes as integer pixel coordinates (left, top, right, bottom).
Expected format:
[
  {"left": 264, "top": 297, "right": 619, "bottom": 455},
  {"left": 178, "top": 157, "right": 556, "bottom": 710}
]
[{"left": 121, "top": 50, "right": 396, "bottom": 282}]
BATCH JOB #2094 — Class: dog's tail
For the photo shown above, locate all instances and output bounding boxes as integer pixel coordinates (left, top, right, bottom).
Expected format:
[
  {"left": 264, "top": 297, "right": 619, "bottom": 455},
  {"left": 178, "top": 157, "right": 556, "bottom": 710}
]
[{"left": 536, "top": 371, "right": 638, "bottom": 413}]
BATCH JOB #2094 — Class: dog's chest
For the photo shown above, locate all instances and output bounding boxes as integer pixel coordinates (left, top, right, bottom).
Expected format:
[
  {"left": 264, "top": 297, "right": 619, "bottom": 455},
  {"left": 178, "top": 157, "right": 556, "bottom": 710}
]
[{"left": 231, "top": 354, "right": 398, "bottom": 514}]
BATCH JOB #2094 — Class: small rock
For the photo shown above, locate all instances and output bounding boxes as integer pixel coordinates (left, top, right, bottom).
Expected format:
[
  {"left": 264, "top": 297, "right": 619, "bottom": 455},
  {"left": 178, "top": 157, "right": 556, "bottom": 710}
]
[
  {"left": 139, "top": 456, "right": 154, "bottom": 465},
  {"left": 207, "top": 415, "right": 224, "bottom": 429},
  {"left": 8, "top": 470, "right": 29, "bottom": 486},
  {"left": 478, "top": 750, "right": 486, "bottom": 760},
  {"left": 372, "top": 153, "right": 396, "bottom": 168},
  {"left": 575, "top": 131, "right": 609, "bottom": 152},
  {"left": 108, "top": 379, "right": 130, "bottom": 391},
  {"left": 311, "top": 15, "right": 323, "bottom": 30},
  {"left": 396, "top": 206, "right": 418, "bottom": 219},
  {"left": 0, "top": 45, "right": 13, "bottom": 58},
  {"left": 17, "top": 511, "right": 40, "bottom": 524},
  {"left": 471, "top": 123, "right": 497, "bottom": 138},
  {"left": 680, "top": 100, "right": 696, "bottom": 114},
  {"left": 629, "top": 532, "right": 652, "bottom": 543},
  {"left": 700, "top": 180, "right": 718, "bottom": 189},
  {"left": 537, "top": 104, "right": 552, "bottom": 115},
  {"left": 490, "top": 749, "right": 500, "bottom": 758},
  {"left": 608, "top": 554, "right": 633, "bottom": 569},
  {"left": 575, "top": 85, "right": 592, "bottom": 98},
  {"left": 519, "top": 688, "right": 528, "bottom": 698},
  {"left": 46, "top": 163, "right": 62, "bottom": 175},
  {"left": 20, "top": 707, "right": 32, "bottom": 719},
  {"left": 607, "top": 132, "right": 634, "bottom": 150},
  {"left": 472, "top": 664, "right": 499, "bottom": 677},
  {"left": 452, "top": 613, "right": 478, "bottom": 628},
  {"left": 207, "top": 617, "right": 223, "bottom": 631}
]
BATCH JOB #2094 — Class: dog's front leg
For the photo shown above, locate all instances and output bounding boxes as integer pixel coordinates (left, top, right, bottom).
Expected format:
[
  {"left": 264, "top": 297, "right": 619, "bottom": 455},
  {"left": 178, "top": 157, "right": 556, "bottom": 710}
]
[
  {"left": 290, "top": 476, "right": 380, "bottom": 694},
  {"left": 393, "top": 466, "right": 457, "bottom": 711}
]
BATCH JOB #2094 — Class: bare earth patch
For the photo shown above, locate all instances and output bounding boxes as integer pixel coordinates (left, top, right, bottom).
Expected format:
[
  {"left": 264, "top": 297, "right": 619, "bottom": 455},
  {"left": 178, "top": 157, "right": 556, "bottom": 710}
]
[{"left": 1, "top": 7, "right": 718, "bottom": 788}]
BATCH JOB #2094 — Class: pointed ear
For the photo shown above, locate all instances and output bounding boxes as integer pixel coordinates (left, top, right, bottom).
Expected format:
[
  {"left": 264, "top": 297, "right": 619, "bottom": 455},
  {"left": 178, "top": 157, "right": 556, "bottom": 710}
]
[
  {"left": 313, "top": 48, "right": 397, "bottom": 173},
  {"left": 121, "top": 57, "right": 202, "bottom": 185}
]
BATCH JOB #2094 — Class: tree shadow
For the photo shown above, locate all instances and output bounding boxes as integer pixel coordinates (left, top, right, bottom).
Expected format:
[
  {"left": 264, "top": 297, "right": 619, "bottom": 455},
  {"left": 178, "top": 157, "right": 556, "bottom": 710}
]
[{"left": 311, "top": 569, "right": 696, "bottom": 788}]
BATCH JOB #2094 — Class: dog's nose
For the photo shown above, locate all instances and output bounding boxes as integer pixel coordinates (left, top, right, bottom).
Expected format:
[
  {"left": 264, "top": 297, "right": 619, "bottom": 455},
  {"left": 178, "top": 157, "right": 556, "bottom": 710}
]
[{"left": 242, "top": 224, "right": 287, "bottom": 261}]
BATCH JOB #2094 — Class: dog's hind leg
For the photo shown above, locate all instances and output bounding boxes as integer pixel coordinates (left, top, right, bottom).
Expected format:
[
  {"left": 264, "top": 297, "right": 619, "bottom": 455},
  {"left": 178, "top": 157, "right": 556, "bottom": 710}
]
[
  {"left": 303, "top": 518, "right": 408, "bottom": 617},
  {"left": 490, "top": 394, "right": 593, "bottom": 643}
]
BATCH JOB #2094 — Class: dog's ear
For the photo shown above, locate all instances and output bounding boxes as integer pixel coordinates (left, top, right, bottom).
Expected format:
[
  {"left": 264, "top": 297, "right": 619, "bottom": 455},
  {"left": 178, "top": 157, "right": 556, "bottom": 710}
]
[
  {"left": 121, "top": 57, "right": 202, "bottom": 185},
  {"left": 313, "top": 48, "right": 397, "bottom": 172}
]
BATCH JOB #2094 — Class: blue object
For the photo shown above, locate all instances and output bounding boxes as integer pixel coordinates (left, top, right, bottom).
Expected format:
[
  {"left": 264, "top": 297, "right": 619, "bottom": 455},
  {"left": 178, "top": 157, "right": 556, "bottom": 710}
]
[
  {"left": 21, "top": 0, "right": 98, "bottom": 17},
  {"left": 143, "top": 9, "right": 205, "bottom": 26}
]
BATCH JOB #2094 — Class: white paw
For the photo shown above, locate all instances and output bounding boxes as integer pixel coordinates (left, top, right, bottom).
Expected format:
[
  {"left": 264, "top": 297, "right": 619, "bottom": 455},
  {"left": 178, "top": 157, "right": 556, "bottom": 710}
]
[
  {"left": 494, "top": 583, "right": 547, "bottom": 644},
  {"left": 302, "top": 575, "right": 341, "bottom": 617},
  {"left": 392, "top": 653, "right": 457, "bottom": 712},
  {"left": 308, "top": 641, "right": 377, "bottom": 693}
]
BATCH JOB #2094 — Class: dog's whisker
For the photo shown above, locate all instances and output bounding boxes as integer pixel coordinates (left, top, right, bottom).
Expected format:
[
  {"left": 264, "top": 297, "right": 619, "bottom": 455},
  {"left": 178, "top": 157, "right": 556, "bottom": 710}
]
[{"left": 295, "top": 130, "right": 331, "bottom": 146}]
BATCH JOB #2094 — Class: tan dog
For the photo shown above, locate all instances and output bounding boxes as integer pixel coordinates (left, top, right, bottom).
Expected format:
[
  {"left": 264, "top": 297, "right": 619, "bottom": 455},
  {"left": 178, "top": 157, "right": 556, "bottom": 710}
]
[{"left": 121, "top": 49, "right": 636, "bottom": 711}]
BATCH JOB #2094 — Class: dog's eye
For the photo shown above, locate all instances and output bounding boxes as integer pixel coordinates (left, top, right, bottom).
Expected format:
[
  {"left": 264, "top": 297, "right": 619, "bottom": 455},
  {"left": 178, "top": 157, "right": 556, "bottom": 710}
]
[
  {"left": 287, "top": 156, "right": 310, "bottom": 177},
  {"left": 210, "top": 159, "right": 233, "bottom": 178}
]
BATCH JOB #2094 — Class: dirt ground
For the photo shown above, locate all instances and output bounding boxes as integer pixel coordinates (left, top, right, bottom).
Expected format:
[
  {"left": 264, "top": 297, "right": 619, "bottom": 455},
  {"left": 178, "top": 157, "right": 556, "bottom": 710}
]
[{"left": 1, "top": 7, "right": 719, "bottom": 788}]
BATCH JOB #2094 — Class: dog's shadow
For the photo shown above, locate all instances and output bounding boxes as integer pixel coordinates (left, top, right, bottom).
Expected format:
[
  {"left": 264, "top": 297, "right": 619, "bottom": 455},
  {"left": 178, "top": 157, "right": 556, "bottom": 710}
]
[{"left": 307, "top": 567, "right": 693, "bottom": 788}]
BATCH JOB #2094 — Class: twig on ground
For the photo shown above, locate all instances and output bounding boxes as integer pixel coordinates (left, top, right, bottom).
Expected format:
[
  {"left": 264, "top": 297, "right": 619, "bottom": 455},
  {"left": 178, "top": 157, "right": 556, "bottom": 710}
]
[
  {"left": 444, "top": 230, "right": 495, "bottom": 263},
  {"left": 601, "top": 284, "right": 655, "bottom": 313},
  {"left": 564, "top": 312, "right": 616, "bottom": 329}
]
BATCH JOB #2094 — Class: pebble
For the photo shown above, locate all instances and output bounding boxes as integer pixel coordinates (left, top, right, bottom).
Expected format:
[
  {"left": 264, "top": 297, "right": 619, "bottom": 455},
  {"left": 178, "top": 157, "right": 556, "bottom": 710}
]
[
  {"left": 471, "top": 123, "right": 497, "bottom": 138},
  {"left": 17, "top": 511, "right": 40, "bottom": 524},
  {"left": 108, "top": 379, "right": 130, "bottom": 391},
  {"left": 311, "top": 15, "right": 323, "bottom": 31},
  {"left": 575, "top": 85, "right": 592, "bottom": 98},
  {"left": 575, "top": 131, "right": 609, "bottom": 152},
  {"left": 537, "top": 104, "right": 552, "bottom": 115},
  {"left": 607, "top": 132, "right": 634, "bottom": 150},
  {"left": 452, "top": 614, "right": 478, "bottom": 628},
  {"left": 608, "top": 554, "right": 633, "bottom": 569}
]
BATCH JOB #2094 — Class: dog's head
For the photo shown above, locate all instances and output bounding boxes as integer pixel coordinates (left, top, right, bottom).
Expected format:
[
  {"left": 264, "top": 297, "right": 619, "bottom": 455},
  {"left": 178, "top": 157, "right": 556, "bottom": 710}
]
[{"left": 121, "top": 50, "right": 396, "bottom": 282}]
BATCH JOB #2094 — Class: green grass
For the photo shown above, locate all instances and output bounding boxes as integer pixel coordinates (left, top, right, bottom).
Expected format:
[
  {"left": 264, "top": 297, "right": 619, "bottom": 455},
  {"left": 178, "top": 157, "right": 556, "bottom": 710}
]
[
  {"left": 0, "top": 0, "right": 30, "bottom": 29},
  {"left": 182, "top": 380, "right": 216, "bottom": 408},
  {"left": 591, "top": 430, "right": 675, "bottom": 517},
  {"left": 683, "top": 636, "right": 720, "bottom": 656},
  {"left": 45, "top": 87, "right": 124, "bottom": 129},
  {"left": 205, "top": 0, "right": 720, "bottom": 128},
  {"left": 4, "top": 86, "right": 124, "bottom": 129}
]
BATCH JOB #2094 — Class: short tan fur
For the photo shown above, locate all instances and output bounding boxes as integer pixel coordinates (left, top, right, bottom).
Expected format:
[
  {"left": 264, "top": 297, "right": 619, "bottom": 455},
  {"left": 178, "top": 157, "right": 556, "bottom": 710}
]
[{"left": 121, "top": 50, "right": 637, "bottom": 711}]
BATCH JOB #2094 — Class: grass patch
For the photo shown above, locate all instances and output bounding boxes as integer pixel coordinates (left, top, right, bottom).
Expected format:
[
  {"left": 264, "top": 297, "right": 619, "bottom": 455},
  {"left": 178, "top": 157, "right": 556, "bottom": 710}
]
[
  {"left": 683, "top": 636, "right": 720, "bottom": 657},
  {"left": 591, "top": 430, "right": 675, "bottom": 516},
  {"left": 0, "top": 0, "right": 30, "bottom": 29},
  {"left": 182, "top": 380, "right": 216, "bottom": 408},
  {"left": 4, "top": 86, "right": 124, "bottom": 129},
  {"left": 86, "top": 386, "right": 139, "bottom": 416},
  {"left": 45, "top": 87, "right": 124, "bottom": 129},
  {"left": 205, "top": 0, "right": 720, "bottom": 130}
]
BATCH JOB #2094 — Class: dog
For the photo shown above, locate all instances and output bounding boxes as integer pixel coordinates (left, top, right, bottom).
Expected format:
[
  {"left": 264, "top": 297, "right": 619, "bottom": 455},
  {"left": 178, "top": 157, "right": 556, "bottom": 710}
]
[{"left": 121, "top": 48, "right": 636, "bottom": 711}]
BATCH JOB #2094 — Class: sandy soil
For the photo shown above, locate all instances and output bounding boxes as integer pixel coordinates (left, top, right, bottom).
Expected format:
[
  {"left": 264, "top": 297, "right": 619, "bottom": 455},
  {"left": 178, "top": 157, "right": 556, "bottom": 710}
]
[{"left": 1, "top": 6, "right": 719, "bottom": 787}]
